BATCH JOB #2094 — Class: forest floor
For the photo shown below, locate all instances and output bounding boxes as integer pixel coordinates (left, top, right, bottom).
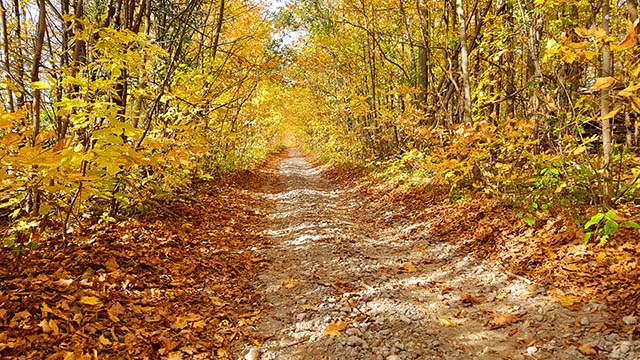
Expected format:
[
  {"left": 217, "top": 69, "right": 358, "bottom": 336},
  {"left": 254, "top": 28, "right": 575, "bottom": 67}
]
[{"left": 1, "top": 147, "right": 640, "bottom": 359}]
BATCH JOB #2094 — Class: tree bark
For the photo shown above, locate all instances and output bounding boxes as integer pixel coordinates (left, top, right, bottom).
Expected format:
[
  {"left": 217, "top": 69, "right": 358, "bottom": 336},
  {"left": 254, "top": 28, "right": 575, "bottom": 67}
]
[
  {"left": 0, "top": 0, "right": 14, "bottom": 112},
  {"left": 456, "top": 0, "right": 472, "bottom": 124},
  {"left": 629, "top": 0, "right": 638, "bottom": 23},
  {"left": 30, "top": 0, "right": 46, "bottom": 147},
  {"left": 601, "top": 0, "right": 612, "bottom": 205}
]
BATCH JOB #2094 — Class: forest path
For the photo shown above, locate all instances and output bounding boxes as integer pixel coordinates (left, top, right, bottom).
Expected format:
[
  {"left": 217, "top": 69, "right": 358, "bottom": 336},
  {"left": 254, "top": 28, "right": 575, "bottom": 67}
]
[{"left": 242, "top": 148, "right": 635, "bottom": 360}]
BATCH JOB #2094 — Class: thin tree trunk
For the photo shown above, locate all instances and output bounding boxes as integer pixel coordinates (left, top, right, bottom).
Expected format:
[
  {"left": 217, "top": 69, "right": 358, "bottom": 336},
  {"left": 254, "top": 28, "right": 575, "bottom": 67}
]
[
  {"left": 31, "top": 0, "right": 46, "bottom": 147},
  {"left": 417, "top": 0, "right": 429, "bottom": 106},
  {"left": 211, "top": 0, "right": 225, "bottom": 62},
  {"left": 601, "top": 0, "right": 613, "bottom": 205},
  {"left": 0, "top": 0, "right": 14, "bottom": 112},
  {"left": 629, "top": 0, "right": 638, "bottom": 23},
  {"left": 456, "top": 0, "right": 472, "bottom": 124},
  {"left": 12, "top": 0, "right": 24, "bottom": 108}
]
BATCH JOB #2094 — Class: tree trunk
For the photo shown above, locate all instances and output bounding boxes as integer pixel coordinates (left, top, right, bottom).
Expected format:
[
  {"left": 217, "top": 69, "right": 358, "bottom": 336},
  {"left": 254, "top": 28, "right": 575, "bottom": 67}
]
[
  {"left": 629, "top": 0, "right": 638, "bottom": 23},
  {"left": 30, "top": 0, "right": 46, "bottom": 147},
  {"left": 601, "top": 0, "right": 612, "bottom": 205},
  {"left": 0, "top": 0, "right": 14, "bottom": 112},
  {"left": 456, "top": 0, "right": 472, "bottom": 124},
  {"left": 417, "top": 0, "right": 429, "bottom": 106}
]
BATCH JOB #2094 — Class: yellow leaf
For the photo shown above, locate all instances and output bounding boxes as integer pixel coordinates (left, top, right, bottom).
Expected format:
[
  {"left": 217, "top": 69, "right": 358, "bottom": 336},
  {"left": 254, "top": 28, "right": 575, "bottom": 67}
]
[
  {"left": 601, "top": 107, "right": 622, "bottom": 120},
  {"left": 593, "top": 77, "right": 617, "bottom": 90},
  {"left": 99, "top": 334, "right": 112, "bottom": 346},
  {"left": 440, "top": 318, "right": 457, "bottom": 327},
  {"left": 31, "top": 81, "right": 51, "bottom": 89},
  {"left": 594, "top": 252, "right": 607, "bottom": 263},
  {"left": 192, "top": 320, "right": 207, "bottom": 328},
  {"left": 619, "top": 82, "right": 640, "bottom": 97},
  {"left": 79, "top": 296, "right": 102, "bottom": 306},
  {"left": 559, "top": 296, "right": 582, "bottom": 308},
  {"left": 286, "top": 278, "right": 295, "bottom": 289},
  {"left": 324, "top": 321, "right": 347, "bottom": 336}
]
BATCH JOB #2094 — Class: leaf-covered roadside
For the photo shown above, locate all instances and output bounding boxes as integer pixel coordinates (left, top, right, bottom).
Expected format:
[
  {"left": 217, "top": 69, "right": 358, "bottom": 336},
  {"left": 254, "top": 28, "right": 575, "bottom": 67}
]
[{"left": 0, "top": 169, "right": 276, "bottom": 359}]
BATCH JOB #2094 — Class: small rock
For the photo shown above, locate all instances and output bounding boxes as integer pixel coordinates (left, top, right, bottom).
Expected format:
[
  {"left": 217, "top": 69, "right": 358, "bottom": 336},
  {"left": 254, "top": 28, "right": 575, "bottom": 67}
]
[
  {"left": 579, "top": 316, "right": 589, "bottom": 326},
  {"left": 244, "top": 348, "right": 260, "bottom": 360},
  {"left": 620, "top": 341, "right": 632, "bottom": 353},
  {"left": 296, "top": 313, "right": 306, "bottom": 321},
  {"left": 347, "top": 335, "right": 365, "bottom": 346},
  {"left": 526, "top": 346, "right": 538, "bottom": 356},
  {"left": 622, "top": 316, "right": 637, "bottom": 325},
  {"left": 387, "top": 355, "right": 400, "bottom": 360}
]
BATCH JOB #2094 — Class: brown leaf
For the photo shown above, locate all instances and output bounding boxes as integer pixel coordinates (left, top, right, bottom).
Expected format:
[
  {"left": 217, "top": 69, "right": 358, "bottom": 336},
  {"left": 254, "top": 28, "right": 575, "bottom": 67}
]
[{"left": 487, "top": 312, "right": 522, "bottom": 329}]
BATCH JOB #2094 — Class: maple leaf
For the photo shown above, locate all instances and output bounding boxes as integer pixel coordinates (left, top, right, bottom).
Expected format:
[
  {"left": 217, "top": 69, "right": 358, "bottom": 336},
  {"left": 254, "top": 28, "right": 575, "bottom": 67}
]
[{"left": 324, "top": 321, "right": 347, "bottom": 336}]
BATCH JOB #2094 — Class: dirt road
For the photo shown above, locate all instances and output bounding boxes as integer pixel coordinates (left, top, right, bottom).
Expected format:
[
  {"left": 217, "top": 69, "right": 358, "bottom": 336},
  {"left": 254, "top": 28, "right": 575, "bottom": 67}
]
[{"left": 242, "top": 148, "right": 637, "bottom": 360}]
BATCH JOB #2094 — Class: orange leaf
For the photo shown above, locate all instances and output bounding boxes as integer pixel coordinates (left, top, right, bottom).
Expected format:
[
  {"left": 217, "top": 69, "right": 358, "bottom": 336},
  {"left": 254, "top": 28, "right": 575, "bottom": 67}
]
[
  {"left": 324, "top": 321, "right": 347, "bottom": 336},
  {"left": 578, "top": 343, "right": 597, "bottom": 356}
]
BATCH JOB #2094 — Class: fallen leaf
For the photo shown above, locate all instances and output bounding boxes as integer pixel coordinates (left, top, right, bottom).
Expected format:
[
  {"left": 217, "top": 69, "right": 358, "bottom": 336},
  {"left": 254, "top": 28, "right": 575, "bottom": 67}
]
[
  {"left": 577, "top": 343, "right": 597, "bottom": 356},
  {"left": 401, "top": 263, "right": 416, "bottom": 273},
  {"left": 79, "top": 296, "right": 102, "bottom": 306},
  {"left": 440, "top": 318, "right": 457, "bottom": 327},
  {"left": 53, "top": 279, "right": 73, "bottom": 289},
  {"left": 286, "top": 278, "right": 295, "bottom": 289},
  {"left": 487, "top": 312, "right": 522, "bottom": 329},
  {"left": 324, "top": 321, "right": 347, "bottom": 336},
  {"left": 99, "top": 335, "right": 112, "bottom": 346},
  {"left": 559, "top": 296, "right": 582, "bottom": 309},
  {"left": 192, "top": 320, "right": 207, "bottom": 328},
  {"left": 508, "top": 328, "right": 518, "bottom": 336}
]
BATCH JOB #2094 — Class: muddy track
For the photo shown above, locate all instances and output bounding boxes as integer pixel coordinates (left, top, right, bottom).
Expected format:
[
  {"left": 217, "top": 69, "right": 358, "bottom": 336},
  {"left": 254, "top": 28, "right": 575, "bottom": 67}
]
[{"left": 241, "top": 148, "right": 637, "bottom": 360}]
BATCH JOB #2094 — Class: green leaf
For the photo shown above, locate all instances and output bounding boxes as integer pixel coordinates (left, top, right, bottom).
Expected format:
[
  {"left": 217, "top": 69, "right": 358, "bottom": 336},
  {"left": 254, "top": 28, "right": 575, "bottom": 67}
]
[
  {"left": 622, "top": 220, "right": 640, "bottom": 229},
  {"left": 604, "top": 210, "right": 617, "bottom": 219},
  {"left": 516, "top": 211, "right": 524, "bottom": 218},
  {"left": 4, "top": 236, "right": 15, "bottom": 247},
  {"left": 599, "top": 234, "right": 609, "bottom": 247},
  {"left": 584, "top": 213, "right": 605, "bottom": 229},
  {"left": 524, "top": 217, "right": 535, "bottom": 226},
  {"left": 602, "top": 219, "right": 619, "bottom": 236},
  {"left": 584, "top": 231, "right": 592, "bottom": 244},
  {"left": 26, "top": 242, "right": 38, "bottom": 250}
]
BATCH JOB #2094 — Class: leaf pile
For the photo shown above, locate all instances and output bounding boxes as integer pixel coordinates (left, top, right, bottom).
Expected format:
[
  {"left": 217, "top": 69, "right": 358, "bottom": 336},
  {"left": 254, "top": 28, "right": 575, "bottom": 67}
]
[{"left": 0, "top": 174, "right": 274, "bottom": 359}]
